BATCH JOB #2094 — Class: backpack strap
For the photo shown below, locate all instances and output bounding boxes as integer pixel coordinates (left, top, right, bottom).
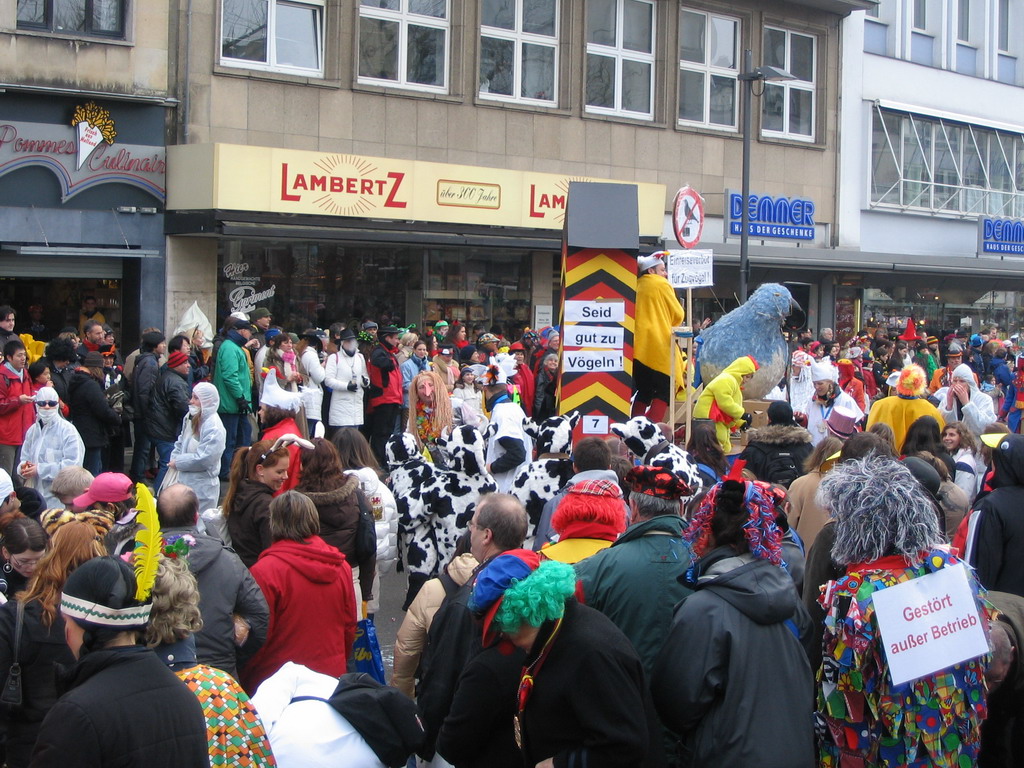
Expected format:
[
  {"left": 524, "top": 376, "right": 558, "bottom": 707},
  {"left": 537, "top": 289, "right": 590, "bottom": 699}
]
[{"left": 438, "top": 568, "right": 459, "bottom": 597}]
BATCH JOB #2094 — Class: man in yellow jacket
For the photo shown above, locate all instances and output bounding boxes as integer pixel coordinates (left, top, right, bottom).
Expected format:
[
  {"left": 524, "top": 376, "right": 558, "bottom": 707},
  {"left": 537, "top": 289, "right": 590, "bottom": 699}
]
[
  {"left": 633, "top": 252, "right": 684, "bottom": 423},
  {"left": 695, "top": 355, "right": 758, "bottom": 452}
]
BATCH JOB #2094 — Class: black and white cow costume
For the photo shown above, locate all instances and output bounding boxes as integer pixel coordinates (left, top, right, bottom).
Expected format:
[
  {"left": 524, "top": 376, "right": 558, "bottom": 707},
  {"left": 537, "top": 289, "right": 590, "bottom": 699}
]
[
  {"left": 432, "top": 424, "right": 497, "bottom": 566},
  {"left": 510, "top": 412, "right": 580, "bottom": 545},
  {"left": 385, "top": 427, "right": 495, "bottom": 605},
  {"left": 610, "top": 416, "right": 702, "bottom": 497}
]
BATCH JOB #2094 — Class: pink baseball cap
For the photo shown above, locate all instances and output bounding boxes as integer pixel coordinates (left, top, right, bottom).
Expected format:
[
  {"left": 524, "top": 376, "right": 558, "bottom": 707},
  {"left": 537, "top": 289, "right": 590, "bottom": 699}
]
[{"left": 74, "top": 472, "right": 134, "bottom": 510}]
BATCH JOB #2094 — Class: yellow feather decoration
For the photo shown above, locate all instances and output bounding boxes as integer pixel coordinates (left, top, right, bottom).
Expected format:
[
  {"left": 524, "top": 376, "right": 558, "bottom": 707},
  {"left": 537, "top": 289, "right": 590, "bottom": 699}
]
[{"left": 132, "top": 482, "right": 162, "bottom": 601}]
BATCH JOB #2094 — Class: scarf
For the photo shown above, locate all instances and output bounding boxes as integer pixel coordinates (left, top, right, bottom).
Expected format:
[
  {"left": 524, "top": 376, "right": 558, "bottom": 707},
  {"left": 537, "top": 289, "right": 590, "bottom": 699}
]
[{"left": 3, "top": 362, "right": 23, "bottom": 380}]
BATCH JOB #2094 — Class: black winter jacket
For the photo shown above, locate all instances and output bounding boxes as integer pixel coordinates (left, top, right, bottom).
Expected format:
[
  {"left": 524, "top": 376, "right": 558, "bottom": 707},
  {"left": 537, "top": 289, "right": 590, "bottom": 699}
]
[
  {"left": 0, "top": 601, "right": 76, "bottom": 768},
  {"left": 970, "top": 434, "right": 1024, "bottom": 597},
  {"left": 652, "top": 548, "right": 815, "bottom": 768},
  {"left": 131, "top": 351, "right": 160, "bottom": 416},
  {"left": 738, "top": 424, "right": 814, "bottom": 487},
  {"left": 148, "top": 366, "right": 192, "bottom": 443},
  {"left": 68, "top": 369, "right": 121, "bottom": 448},
  {"left": 518, "top": 600, "right": 665, "bottom": 768},
  {"left": 164, "top": 525, "right": 269, "bottom": 677},
  {"left": 298, "top": 475, "right": 376, "bottom": 600},
  {"left": 226, "top": 480, "right": 274, "bottom": 569},
  {"left": 29, "top": 645, "right": 208, "bottom": 768}
]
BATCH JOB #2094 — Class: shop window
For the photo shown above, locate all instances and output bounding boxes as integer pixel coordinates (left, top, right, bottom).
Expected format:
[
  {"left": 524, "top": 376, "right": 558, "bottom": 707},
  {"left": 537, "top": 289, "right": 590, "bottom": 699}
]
[
  {"left": 479, "top": 0, "right": 559, "bottom": 105},
  {"left": 585, "top": 0, "right": 655, "bottom": 120},
  {"left": 17, "top": 0, "right": 125, "bottom": 38},
  {"left": 761, "top": 27, "right": 816, "bottom": 141},
  {"left": 870, "top": 105, "right": 1024, "bottom": 218},
  {"left": 358, "top": 0, "right": 449, "bottom": 93},
  {"left": 677, "top": 9, "right": 739, "bottom": 130},
  {"left": 221, "top": 0, "right": 325, "bottom": 75}
]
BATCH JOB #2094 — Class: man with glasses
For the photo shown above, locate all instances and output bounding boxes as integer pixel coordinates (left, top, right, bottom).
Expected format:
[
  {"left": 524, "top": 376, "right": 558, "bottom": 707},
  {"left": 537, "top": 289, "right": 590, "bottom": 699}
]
[{"left": 17, "top": 386, "right": 84, "bottom": 509}]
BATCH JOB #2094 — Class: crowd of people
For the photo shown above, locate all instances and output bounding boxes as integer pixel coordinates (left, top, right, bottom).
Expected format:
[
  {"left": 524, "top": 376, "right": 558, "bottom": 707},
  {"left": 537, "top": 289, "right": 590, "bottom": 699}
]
[{"left": 0, "top": 288, "right": 1021, "bottom": 767}]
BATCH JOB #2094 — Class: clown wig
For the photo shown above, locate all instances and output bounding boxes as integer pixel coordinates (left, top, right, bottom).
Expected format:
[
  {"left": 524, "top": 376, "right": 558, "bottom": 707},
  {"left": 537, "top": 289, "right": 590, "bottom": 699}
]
[
  {"left": 816, "top": 455, "right": 942, "bottom": 567},
  {"left": 895, "top": 364, "right": 927, "bottom": 398},
  {"left": 494, "top": 560, "right": 577, "bottom": 633},
  {"left": 406, "top": 370, "right": 454, "bottom": 447}
]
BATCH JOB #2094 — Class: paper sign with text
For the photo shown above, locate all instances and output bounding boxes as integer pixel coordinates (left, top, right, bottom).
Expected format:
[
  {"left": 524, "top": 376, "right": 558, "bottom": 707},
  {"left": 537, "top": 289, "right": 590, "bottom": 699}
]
[
  {"left": 666, "top": 249, "right": 714, "bottom": 289},
  {"left": 872, "top": 563, "right": 989, "bottom": 685},
  {"left": 582, "top": 414, "right": 610, "bottom": 434},
  {"left": 562, "top": 351, "right": 625, "bottom": 373},
  {"left": 563, "top": 326, "right": 625, "bottom": 349},
  {"left": 564, "top": 300, "right": 625, "bottom": 324}
]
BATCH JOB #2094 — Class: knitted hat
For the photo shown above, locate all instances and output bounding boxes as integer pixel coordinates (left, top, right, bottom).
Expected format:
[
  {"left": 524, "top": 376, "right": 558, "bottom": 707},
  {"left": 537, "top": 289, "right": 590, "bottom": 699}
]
[
  {"left": 434, "top": 320, "right": 449, "bottom": 330},
  {"left": 468, "top": 550, "right": 576, "bottom": 647},
  {"left": 264, "top": 328, "right": 282, "bottom": 343},
  {"left": 250, "top": 307, "right": 272, "bottom": 320},
  {"left": 260, "top": 371, "right": 303, "bottom": 412},
  {"left": 166, "top": 350, "right": 189, "bottom": 369},
  {"left": 141, "top": 331, "right": 165, "bottom": 349},
  {"left": 896, "top": 364, "right": 927, "bottom": 398},
  {"left": 970, "top": 334, "right": 983, "bottom": 348},
  {"left": 61, "top": 556, "right": 151, "bottom": 630},
  {"left": 459, "top": 346, "right": 477, "bottom": 364},
  {"left": 766, "top": 401, "right": 797, "bottom": 427},
  {"left": 81, "top": 351, "right": 105, "bottom": 369},
  {"left": 625, "top": 465, "right": 692, "bottom": 499}
]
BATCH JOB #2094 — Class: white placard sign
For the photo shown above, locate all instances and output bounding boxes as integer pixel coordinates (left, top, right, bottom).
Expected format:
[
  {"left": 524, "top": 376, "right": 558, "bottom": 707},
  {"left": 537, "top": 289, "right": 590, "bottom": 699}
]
[
  {"left": 871, "top": 563, "right": 989, "bottom": 685},
  {"left": 666, "top": 249, "right": 714, "bottom": 289},
  {"left": 562, "top": 350, "right": 625, "bottom": 373},
  {"left": 563, "top": 325, "right": 625, "bottom": 349},
  {"left": 582, "top": 415, "right": 610, "bottom": 434},
  {"left": 564, "top": 300, "right": 625, "bottom": 324},
  {"left": 534, "top": 304, "right": 553, "bottom": 329}
]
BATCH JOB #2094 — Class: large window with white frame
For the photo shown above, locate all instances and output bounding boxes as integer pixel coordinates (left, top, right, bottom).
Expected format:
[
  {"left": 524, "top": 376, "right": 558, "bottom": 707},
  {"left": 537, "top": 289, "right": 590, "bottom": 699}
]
[
  {"left": 585, "top": 0, "right": 655, "bottom": 120},
  {"left": 221, "top": 0, "right": 325, "bottom": 75},
  {"left": 677, "top": 8, "right": 739, "bottom": 129},
  {"left": 358, "top": 0, "right": 449, "bottom": 92},
  {"left": 761, "top": 27, "right": 815, "bottom": 141},
  {"left": 479, "top": 0, "right": 559, "bottom": 104},
  {"left": 870, "top": 106, "right": 1024, "bottom": 218}
]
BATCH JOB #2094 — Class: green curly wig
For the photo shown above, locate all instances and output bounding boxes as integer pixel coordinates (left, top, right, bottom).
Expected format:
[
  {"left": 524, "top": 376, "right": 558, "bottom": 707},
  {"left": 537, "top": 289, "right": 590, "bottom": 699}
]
[{"left": 494, "top": 560, "right": 577, "bottom": 633}]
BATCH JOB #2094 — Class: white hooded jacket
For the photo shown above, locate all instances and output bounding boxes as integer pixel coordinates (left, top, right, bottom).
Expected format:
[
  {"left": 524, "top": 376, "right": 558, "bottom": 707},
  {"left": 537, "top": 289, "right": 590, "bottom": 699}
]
[
  {"left": 325, "top": 350, "right": 368, "bottom": 427},
  {"left": 19, "top": 393, "right": 84, "bottom": 509},
  {"left": 344, "top": 466, "right": 398, "bottom": 573},
  {"left": 936, "top": 363, "right": 995, "bottom": 437},
  {"left": 170, "top": 382, "right": 227, "bottom": 514}
]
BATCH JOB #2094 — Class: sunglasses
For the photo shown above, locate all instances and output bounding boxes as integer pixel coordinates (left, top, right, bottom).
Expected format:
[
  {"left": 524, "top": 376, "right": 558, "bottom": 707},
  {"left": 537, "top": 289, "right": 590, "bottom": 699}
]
[{"left": 36, "top": 401, "right": 59, "bottom": 408}]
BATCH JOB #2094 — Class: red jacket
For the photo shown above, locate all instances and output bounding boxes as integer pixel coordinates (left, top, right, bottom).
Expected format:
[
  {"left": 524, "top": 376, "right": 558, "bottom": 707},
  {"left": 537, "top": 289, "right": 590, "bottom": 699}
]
[
  {"left": 242, "top": 536, "right": 357, "bottom": 693},
  {"left": 512, "top": 367, "right": 536, "bottom": 418},
  {"left": 260, "top": 417, "right": 303, "bottom": 495},
  {"left": 0, "top": 366, "right": 35, "bottom": 446},
  {"left": 368, "top": 344, "right": 403, "bottom": 408}
]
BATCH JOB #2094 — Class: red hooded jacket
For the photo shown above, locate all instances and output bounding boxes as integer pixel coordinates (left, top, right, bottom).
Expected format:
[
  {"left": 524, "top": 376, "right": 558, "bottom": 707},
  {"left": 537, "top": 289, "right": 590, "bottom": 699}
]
[{"left": 242, "top": 535, "right": 357, "bottom": 693}]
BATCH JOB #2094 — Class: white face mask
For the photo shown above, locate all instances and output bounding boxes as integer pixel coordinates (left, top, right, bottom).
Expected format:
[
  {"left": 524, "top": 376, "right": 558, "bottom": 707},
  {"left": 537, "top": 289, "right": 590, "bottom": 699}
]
[
  {"left": 188, "top": 404, "right": 201, "bottom": 417},
  {"left": 36, "top": 408, "right": 58, "bottom": 424}
]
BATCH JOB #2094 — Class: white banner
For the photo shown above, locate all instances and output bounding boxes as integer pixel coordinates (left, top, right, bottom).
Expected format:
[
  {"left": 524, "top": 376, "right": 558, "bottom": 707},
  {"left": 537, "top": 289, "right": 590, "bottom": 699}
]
[
  {"left": 872, "top": 563, "right": 989, "bottom": 685},
  {"left": 563, "top": 325, "right": 625, "bottom": 349},
  {"left": 666, "top": 249, "right": 714, "bottom": 289},
  {"left": 564, "top": 300, "right": 625, "bottom": 324},
  {"left": 562, "top": 351, "right": 625, "bottom": 373}
]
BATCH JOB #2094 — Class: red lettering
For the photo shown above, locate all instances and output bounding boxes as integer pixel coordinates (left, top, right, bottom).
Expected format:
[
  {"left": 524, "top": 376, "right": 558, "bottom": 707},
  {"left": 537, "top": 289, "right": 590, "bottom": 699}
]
[
  {"left": 281, "top": 164, "right": 301, "bottom": 200},
  {"left": 552, "top": 194, "right": 565, "bottom": 208},
  {"left": 310, "top": 175, "right": 326, "bottom": 191},
  {"left": 529, "top": 184, "right": 545, "bottom": 218},
  {"left": 376, "top": 180, "right": 386, "bottom": 195},
  {"left": 293, "top": 175, "right": 308, "bottom": 190},
  {"left": 384, "top": 171, "right": 407, "bottom": 208},
  {"left": 0, "top": 124, "right": 16, "bottom": 151},
  {"left": 330, "top": 177, "right": 344, "bottom": 192},
  {"left": 361, "top": 178, "right": 374, "bottom": 194},
  {"left": 344, "top": 178, "right": 355, "bottom": 194}
]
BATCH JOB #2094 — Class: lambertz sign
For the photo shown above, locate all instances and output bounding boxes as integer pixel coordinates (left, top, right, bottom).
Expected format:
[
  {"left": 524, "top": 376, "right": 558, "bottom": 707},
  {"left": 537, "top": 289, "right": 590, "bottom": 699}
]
[
  {"left": 0, "top": 101, "right": 166, "bottom": 202},
  {"left": 725, "top": 189, "right": 816, "bottom": 241},
  {"left": 978, "top": 217, "right": 1024, "bottom": 255}
]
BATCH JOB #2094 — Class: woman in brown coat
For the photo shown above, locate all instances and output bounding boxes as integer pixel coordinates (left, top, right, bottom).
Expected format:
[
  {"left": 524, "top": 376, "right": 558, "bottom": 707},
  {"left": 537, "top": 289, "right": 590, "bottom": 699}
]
[
  {"left": 295, "top": 437, "right": 375, "bottom": 605},
  {"left": 786, "top": 435, "right": 842, "bottom": 550}
]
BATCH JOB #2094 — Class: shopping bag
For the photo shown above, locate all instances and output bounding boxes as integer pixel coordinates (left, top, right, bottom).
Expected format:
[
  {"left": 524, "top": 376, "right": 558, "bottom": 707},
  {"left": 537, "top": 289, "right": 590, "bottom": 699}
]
[{"left": 353, "top": 615, "right": 387, "bottom": 684}]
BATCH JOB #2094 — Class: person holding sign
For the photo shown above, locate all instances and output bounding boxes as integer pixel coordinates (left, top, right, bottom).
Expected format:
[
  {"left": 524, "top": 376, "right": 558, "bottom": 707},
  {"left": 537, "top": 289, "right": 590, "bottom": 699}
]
[
  {"left": 632, "top": 252, "right": 685, "bottom": 423},
  {"left": 815, "top": 456, "right": 993, "bottom": 768}
]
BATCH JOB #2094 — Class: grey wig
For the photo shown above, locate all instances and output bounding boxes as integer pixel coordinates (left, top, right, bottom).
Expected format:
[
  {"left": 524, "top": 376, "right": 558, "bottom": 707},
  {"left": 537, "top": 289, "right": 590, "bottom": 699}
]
[{"left": 816, "top": 456, "right": 942, "bottom": 567}]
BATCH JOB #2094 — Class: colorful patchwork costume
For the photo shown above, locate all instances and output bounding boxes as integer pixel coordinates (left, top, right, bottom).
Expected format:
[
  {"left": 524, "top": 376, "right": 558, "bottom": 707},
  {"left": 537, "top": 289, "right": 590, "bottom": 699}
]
[
  {"left": 817, "top": 549, "right": 992, "bottom": 768},
  {"left": 176, "top": 664, "right": 276, "bottom": 767}
]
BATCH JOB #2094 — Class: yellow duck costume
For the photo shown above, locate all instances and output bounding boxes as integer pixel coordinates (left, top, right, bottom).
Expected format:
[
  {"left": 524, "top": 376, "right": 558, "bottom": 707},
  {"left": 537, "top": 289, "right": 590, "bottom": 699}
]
[
  {"left": 634, "top": 253, "right": 685, "bottom": 422},
  {"left": 865, "top": 364, "right": 945, "bottom": 449},
  {"left": 695, "top": 355, "right": 758, "bottom": 452}
]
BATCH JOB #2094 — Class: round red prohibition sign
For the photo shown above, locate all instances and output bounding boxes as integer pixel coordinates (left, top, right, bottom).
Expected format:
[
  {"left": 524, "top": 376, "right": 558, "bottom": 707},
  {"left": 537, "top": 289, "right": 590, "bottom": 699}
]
[{"left": 673, "top": 186, "right": 705, "bottom": 249}]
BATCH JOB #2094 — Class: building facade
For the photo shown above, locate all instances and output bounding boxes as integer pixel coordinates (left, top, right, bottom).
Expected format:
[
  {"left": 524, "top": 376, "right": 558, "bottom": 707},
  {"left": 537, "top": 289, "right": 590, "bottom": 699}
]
[
  {"left": 834, "top": 0, "right": 1024, "bottom": 339},
  {"left": 166, "top": 0, "right": 863, "bottom": 336},
  {"left": 0, "top": 1, "right": 172, "bottom": 342}
]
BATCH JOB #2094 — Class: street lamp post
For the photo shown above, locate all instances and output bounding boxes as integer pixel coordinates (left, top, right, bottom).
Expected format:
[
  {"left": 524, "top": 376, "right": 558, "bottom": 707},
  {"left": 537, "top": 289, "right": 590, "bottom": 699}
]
[{"left": 737, "top": 51, "right": 795, "bottom": 303}]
